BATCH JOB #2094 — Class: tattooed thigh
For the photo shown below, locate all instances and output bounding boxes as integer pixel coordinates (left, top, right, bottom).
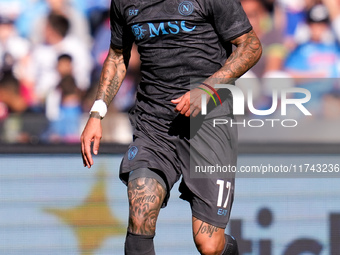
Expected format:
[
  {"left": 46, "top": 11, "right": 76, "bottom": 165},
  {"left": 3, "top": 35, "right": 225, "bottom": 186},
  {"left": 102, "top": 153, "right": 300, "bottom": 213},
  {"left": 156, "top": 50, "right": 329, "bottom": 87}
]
[
  {"left": 192, "top": 217, "right": 222, "bottom": 239},
  {"left": 127, "top": 177, "right": 166, "bottom": 235}
]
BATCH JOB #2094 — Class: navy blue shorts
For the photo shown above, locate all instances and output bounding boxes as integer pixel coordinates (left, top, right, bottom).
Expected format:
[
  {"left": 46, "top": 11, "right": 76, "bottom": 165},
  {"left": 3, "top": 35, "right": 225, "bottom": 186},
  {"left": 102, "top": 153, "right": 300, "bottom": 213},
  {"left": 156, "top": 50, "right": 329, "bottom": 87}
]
[{"left": 120, "top": 101, "right": 237, "bottom": 228}]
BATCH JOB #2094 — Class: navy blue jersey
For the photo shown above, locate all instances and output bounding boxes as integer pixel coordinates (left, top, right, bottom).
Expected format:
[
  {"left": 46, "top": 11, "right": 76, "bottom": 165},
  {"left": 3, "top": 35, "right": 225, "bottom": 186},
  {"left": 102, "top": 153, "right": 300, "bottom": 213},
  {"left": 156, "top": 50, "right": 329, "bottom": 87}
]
[{"left": 110, "top": 0, "right": 252, "bottom": 119}]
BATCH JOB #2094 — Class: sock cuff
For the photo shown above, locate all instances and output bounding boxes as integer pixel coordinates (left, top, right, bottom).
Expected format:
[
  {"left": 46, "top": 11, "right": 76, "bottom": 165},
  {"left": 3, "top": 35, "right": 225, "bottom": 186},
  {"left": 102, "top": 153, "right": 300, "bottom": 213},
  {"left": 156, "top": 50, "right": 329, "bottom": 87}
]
[
  {"left": 127, "top": 230, "right": 155, "bottom": 239},
  {"left": 125, "top": 230, "right": 156, "bottom": 255},
  {"left": 222, "top": 234, "right": 238, "bottom": 255}
]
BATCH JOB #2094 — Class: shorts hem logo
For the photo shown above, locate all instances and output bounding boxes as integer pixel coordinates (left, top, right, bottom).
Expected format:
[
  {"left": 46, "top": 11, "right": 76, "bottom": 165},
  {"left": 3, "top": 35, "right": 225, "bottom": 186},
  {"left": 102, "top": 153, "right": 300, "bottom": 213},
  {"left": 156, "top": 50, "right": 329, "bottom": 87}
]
[
  {"left": 128, "top": 146, "right": 138, "bottom": 160},
  {"left": 178, "top": 1, "right": 194, "bottom": 16}
]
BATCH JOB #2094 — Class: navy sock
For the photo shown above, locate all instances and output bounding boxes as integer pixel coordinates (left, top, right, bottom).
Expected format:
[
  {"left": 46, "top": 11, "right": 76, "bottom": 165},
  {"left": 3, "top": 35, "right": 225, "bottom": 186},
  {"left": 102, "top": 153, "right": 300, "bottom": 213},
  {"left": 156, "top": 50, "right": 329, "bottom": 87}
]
[
  {"left": 221, "top": 234, "right": 239, "bottom": 255},
  {"left": 124, "top": 231, "right": 155, "bottom": 255}
]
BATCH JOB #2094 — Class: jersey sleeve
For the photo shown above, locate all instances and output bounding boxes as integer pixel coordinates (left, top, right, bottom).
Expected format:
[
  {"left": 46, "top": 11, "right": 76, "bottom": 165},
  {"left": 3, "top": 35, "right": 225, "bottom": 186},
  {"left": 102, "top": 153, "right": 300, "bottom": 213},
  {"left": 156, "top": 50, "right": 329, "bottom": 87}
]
[
  {"left": 206, "top": 0, "right": 252, "bottom": 42},
  {"left": 110, "top": 0, "right": 133, "bottom": 49}
]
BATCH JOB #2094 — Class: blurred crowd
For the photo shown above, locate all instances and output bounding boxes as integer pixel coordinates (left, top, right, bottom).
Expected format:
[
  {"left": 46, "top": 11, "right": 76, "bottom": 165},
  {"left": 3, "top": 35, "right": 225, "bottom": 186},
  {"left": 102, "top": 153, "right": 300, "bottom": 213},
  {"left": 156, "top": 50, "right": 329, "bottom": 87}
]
[
  {"left": 0, "top": 0, "right": 340, "bottom": 144},
  {"left": 239, "top": 0, "right": 340, "bottom": 119},
  {"left": 0, "top": 0, "right": 140, "bottom": 144}
]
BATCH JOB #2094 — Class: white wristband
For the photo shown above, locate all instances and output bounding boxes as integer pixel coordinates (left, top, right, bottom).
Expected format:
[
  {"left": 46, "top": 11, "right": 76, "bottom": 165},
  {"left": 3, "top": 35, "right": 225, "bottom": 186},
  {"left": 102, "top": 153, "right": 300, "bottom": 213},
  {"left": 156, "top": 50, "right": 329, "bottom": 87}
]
[{"left": 90, "top": 100, "right": 107, "bottom": 118}]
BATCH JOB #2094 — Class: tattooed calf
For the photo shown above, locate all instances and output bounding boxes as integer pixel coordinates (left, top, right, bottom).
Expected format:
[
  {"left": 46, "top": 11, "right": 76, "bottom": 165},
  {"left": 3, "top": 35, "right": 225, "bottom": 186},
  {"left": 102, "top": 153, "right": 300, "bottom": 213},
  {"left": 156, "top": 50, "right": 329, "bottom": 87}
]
[
  {"left": 134, "top": 195, "right": 156, "bottom": 204},
  {"left": 127, "top": 177, "right": 166, "bottom": 235}
]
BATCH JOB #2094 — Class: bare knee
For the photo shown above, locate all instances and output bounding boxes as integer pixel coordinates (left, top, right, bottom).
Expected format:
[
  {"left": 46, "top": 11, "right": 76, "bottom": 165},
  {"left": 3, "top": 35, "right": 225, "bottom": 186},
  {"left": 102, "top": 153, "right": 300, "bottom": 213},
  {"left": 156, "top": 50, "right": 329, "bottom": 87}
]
[
  {"left": 195, "top": 237, "right": 225, "bottom": 255},
  {"left": 127, "top": 177, "right": 166, "bottom": 235}
]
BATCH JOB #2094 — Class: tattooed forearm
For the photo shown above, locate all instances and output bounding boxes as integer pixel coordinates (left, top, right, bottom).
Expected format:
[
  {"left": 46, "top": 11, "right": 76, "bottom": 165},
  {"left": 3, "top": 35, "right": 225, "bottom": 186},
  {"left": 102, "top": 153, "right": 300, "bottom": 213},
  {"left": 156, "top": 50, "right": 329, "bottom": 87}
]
[
  {"left": 95, "top": 46, "right": 127, "bottom": 107},
  {"left": 206, "top": 29, "right": 262, "bottom": 85},
  {"left": 127, "top": 178, "right": 166, "bottom": 235}
]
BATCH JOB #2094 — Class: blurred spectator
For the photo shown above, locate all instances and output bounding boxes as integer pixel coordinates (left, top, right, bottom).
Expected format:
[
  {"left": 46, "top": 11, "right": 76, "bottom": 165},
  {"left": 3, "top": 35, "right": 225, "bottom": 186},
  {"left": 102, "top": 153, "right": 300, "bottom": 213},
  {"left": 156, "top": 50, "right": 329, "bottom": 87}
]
[
  {"left": 45, "top": 75, "right": 82, "bottom": 143},
  {"left": 0, "top": 0, "right": 29, "bottom": 20},
  {"left": 276, "top": 0, "right": 324, "bottom": 48},
  {"left": 91, "top": 16, "right": 111, "bottom": 81},
  {"left": 73, "top": 0, "right": 110, "bottom": 35},
  {"left": 284, "top": 4, "right": 340, "bottom": 116},
  {"left": 15, "top": 0, "right": 47, "bottom": 38},
  {"left": 277, "top": 0, "right": 307, "bottom": 46},
  {"left": 0, "top": 15, "right": 34, "bottom": 109},
  {"left": 0, "top": 69, "right": 32, "bottom": 143},
  {"left": 60, "top": 0, "right": 111, "bottom": 18},
  {"left": 74, "top": 0, "right": 110, "bottom": 15},
  {"left": 0, "top": 70, "right": 27, "bottom": 113},
  {"left": 0, "top": 16, "right": 31, "bottom": 80},
  {"left": 29, "top": 0, "right": 91, "bottom": 48},
  {"left": 322, "top": 0, "right": 340, "bottom": 41},
  {"left": 30, "top": 13, "right": 92, "bottom": 107},
  {"left": 45, "top": 54, "right": 74, "bottom": 122},
  {"left": 56, "top": 53, "right": 73, "bottom": 78},
  {"left": 285, "top": 4, "right": 339, "bottom": 78},
  {"left": 241, "top": 0, "right": 287, "bottom": 78}
]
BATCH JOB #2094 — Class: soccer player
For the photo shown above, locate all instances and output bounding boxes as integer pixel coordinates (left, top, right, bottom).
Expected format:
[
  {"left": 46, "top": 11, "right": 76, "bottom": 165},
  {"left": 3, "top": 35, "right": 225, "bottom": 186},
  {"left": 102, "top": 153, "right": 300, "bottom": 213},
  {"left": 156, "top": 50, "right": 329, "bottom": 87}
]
[{"left": 81, "top": 0, "right": 262, "bottom": 254}]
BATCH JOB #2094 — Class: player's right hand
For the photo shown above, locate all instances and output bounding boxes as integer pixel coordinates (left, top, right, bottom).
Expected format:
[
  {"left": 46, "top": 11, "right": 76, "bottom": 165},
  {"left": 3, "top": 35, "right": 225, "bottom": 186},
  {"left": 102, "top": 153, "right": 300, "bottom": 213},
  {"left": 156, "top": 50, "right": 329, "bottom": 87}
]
[
  {"left": 171, "top": 87, "right": 209, "bottom": 117},
  {"left": 80, "top": 117, "right": 102, "bottom": 168}
]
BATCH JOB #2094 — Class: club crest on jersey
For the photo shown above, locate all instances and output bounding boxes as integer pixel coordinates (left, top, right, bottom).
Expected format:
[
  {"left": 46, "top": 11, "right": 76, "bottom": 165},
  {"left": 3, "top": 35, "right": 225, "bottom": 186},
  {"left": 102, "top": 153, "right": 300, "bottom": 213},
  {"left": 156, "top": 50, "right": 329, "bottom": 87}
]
[
  {"left": 131, "top": 24, "right": 147, "bottom": 40},
  {"left": 178, "top": 1, "right": 194, "bottom": 16},
  {"left": 128, "top": 146, "right": 138, "bottom": 160}
]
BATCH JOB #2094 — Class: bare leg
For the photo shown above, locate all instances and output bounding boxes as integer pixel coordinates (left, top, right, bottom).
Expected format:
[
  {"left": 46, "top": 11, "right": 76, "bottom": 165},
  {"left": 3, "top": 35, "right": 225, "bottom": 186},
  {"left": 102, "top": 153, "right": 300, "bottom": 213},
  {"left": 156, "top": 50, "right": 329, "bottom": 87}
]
[{"left": 192, "top": 216, "right": 226, "bottom": 255}]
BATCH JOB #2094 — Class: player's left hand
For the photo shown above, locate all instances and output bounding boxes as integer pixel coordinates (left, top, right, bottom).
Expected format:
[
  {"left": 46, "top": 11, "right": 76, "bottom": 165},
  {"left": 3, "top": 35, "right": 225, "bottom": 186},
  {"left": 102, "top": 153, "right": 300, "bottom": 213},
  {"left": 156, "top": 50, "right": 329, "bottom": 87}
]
[{"left": 171, "top": 88, "right": 208, "bottom": 117}]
